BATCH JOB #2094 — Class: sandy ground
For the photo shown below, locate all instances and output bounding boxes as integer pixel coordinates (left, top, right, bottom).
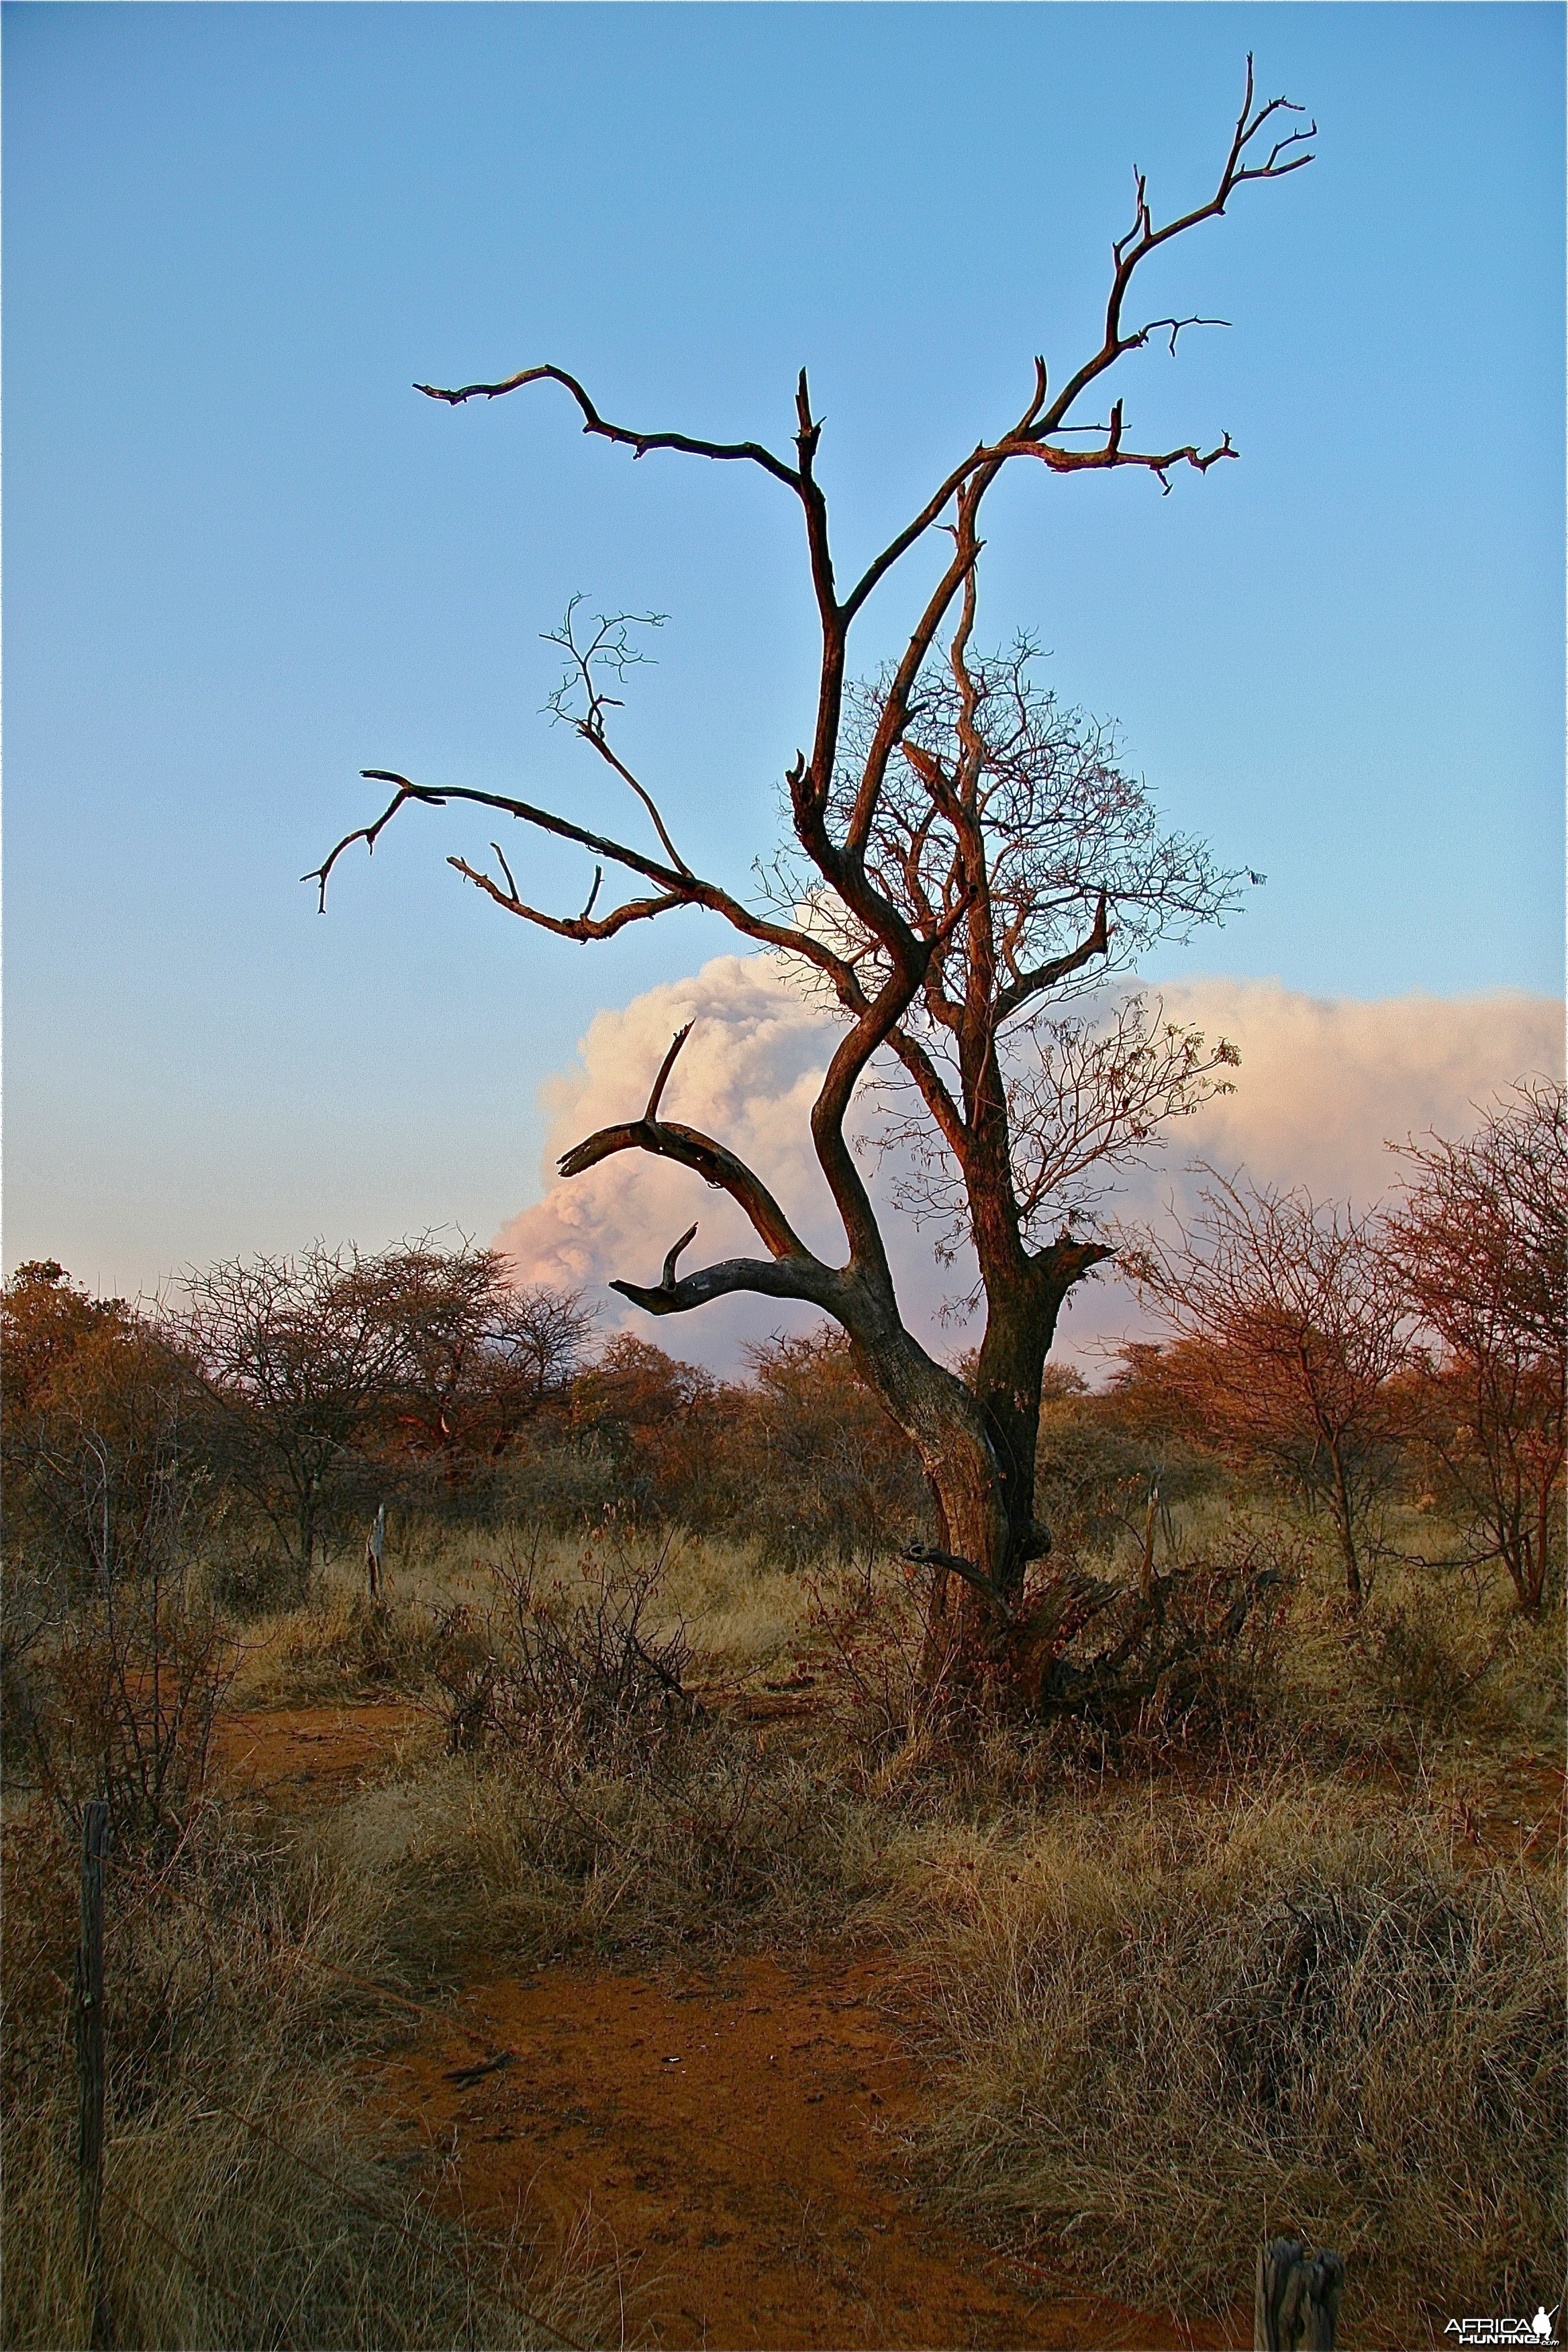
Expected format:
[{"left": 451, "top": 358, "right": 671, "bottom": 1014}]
[
  {"left": 377, "top": 1951, "right": 1238, "bottom": 2351},
  {"left": 217, "top": 1701, "right": 428, "bottom": 1801},
  {"left": 214, "top": 1696, "right": 1560, "bottom": 2352}
]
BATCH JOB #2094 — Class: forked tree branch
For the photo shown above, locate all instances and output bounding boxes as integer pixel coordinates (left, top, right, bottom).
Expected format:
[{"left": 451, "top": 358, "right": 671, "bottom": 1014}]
[
  {"left": 409, "top": 62, "right": 1309, "bottom": 669},
  {"left": 644, "top": 1022, "right": 694, "bottom": 1120},
  {"left": 1036, "top": 56, "right": 1314, "bottom": 441},
  {"left": 554, "top": 1028, "right": 848, "bottom": 1320},
  {"left": 542, "top": 602, "right": 695, "bottom": 875},
  {"left": 448, "top": 852, "right": 687, "bottom": 943},
  {"left": 611, "top": 1251, "right": 844, "bottom": 1318},
  {"left": 307, "top": 770, "right": 867, "bottom": 995},
  {"left": 995, "top": 888, "right": 1111, "bottom": 1019},
  {"left": 556, "top": 1026, "right": 826, "bottom": 1276}
]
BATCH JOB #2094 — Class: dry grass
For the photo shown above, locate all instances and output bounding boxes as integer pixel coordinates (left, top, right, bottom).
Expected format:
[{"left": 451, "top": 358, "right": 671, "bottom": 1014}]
[
  {"left": 309, "top": 1728, "right": 881, "bottom": 1980},
  {"left": 234, "top": 1526, "right": 812, "bottom": 1712},
  {"left": 0, "top": 1796, "right": 621, "bottom": 2350},
  {"left": 11, "top": 1504, "right": 1561, "bottom": 2347},
  {"left": 889, "top": 1775, "right": 1563, "bottom": 2346}
]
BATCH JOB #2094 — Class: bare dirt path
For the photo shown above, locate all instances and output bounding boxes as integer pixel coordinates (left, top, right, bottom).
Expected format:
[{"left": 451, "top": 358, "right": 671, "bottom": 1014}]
[
  {"left": 211, "top": 1701, "right": 1561, "bottom": 2346},
  {"left": 379, "top": 1953, "right": 1237, "bottom": 2352},
  {"left": 215, "top": 1700, "right": 428, "bottom": 1804},
  {"left": 214, "top": 1703, "right": 1246, "bottom": 2347}
]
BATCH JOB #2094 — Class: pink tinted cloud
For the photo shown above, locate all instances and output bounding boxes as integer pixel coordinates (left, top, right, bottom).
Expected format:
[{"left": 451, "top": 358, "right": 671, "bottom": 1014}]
[{"left": 495, "top": 956, "right": 1563, "bottom": 1378}]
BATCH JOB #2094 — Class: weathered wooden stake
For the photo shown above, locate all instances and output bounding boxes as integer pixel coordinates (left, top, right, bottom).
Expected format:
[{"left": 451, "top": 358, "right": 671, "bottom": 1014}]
[
  {"left": 75, "top": 1798, "right": 111, "bottom": 2345},
  {"left": 1138, "top": 1479, "right": 1161, "bottom": 1599},
  {"left": 1255, "top": 2237, "right": 1345, "bottom": 2350},
  {"left": 366, "top": 1502, "right": 386, "bottom": 1602}
]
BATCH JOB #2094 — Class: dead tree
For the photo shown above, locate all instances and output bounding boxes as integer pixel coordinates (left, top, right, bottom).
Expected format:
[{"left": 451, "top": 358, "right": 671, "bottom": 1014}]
[{"left": 311, "top": 66, "right": 1313, "bottom": 1694}]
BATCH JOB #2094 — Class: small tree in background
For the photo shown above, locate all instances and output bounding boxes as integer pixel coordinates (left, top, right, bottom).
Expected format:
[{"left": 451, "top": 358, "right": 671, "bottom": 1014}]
[
  {"left": 348, "top": 1242, "right": 595, "bottom": 1477},
  {"left": 566, "top": 1334, "right": 742, "bottom": 1525},
  {"left": 0, "top": 1260, "right": 137, "bottom": 1420},
  {"left": 2, "top": 1263, "right": 203, "bottom": 1595},
  {"left": 1121, "top": 1174, "right": 1411, "bottom": 1605},
  {"left": 491, "top": 1279, "right": 599, "bottom": 1409},
  {"left": 1, "top": 1263, "right": 236, "bottom": 1839},
  {"left": 177, "top": 1244, "right": 412, "bottom": 1587},
  {"left": 177, "top": 1240, "right": 596, "bottom": 1573},
  {"left": 1384, "top": 1079, "right": 1567, "bottom": 1615},
  {"left": 1032, "top": 1346, "right": 1225, "bottom": 1570}
]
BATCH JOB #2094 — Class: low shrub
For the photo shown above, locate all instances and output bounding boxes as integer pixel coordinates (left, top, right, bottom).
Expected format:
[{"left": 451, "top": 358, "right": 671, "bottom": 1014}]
[
  {"left": 1362, "top": 1585, "right": 1478, "bottom": 1729},
  {"left": 315, "top": 1729, "right": 875, "bottom": 1979}
]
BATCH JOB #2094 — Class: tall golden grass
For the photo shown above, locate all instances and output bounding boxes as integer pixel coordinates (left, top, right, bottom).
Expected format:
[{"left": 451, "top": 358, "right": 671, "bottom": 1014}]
[{"left": 903, "top": 1779, "right": 1562, "bottom": 2341}]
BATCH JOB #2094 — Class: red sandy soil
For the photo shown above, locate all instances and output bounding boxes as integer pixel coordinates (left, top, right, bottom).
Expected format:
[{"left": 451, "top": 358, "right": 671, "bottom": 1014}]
[
  {"left": 213, "top": 1698, "right": 1561, "bottom": 2350},
  {"left": 1444, "top": 1751, "right": 1565, "bottom": 1863},
  {"left": 216, "top": 1702, "right": 1239, "bottom": 2345},
  {"left": 215, "top": 1700, "right": 429, "bottom": 1802},
  {"left": 379, "top": 1951, "right": 1241, "bottom": 2352}
]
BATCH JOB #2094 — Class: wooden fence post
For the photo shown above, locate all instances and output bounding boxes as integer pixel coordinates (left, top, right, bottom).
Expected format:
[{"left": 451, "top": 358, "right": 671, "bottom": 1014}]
[
  {"left": 366, "top": 1502, "right": 385, "bottom": 1602},
  {"left": 75, "top": 1798, "right": 111, "bottom": 2345},
  {"left": 1255, "top": 2238, "right": 1345, "bottom": 2350}
]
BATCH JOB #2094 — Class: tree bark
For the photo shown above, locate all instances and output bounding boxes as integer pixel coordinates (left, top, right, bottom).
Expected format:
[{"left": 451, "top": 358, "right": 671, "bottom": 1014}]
[
  {"left": 852, "top": 1244, "right": 1108, "bottom": 1699},
  {"left": 1327, "top": 1439, "right": 1362, "bottom": 1607}
]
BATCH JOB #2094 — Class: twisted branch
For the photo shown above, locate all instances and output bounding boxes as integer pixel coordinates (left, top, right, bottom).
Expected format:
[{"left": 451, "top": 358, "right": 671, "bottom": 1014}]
[
  {"left": 414, "top": 362, "right": 802, "bottom": 490},
  {"left": 316, "top": 62, "right": 1310, "bottom": 1349}
]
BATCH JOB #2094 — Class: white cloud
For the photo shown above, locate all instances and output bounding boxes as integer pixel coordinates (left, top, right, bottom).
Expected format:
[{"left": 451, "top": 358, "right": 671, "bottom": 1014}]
[
  {"left": 1142, "top": 977, "right": 1563, "bottom": 1205},
  {"left": 495, "top": 957, "right": 1563, "bottom": 1378}
]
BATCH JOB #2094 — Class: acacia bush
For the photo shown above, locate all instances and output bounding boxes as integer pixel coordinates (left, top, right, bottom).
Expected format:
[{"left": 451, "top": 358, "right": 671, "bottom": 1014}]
[
  {"left": 489, "top": 1326, "right": 928, "bottom": 1563},
  {"left": 1, "top": 1267, "right": 205, "bottom": 1590},
  {"left": 734, "top": 1330, "right": 932, "bottom": 1564},
  {"left": 1121, "top": 1175, "right": 1412, "bottom": 1606},
  {"left": 1033, "top": 1350, "right": 1226, "bottom": 1565},
  {"left": 1385, "top": 1080, "right": 1567, "bottom": 1614},
  {"left": 1, "top": 1271, "right": 239, "bottom": 1841},
  {"left": 560, "top": 1333, "right": 746, "bottom": 1525}
]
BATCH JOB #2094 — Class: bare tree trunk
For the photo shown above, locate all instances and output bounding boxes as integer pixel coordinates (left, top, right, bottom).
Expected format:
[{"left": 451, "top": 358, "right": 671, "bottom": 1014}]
[
  {"left": 854, "top": 1286, "right": 1067, "bottom": 1702},
  {"left": 295, "top": 1485, "right": 319, "bottom": 1598},
  {"left": 918, "top": 1245, "right": 1103, "bottom": 1688},
  {"left": 846, "top": 1312, "right": 1011, "bottom": 1584},
  {"left": 1530, "top": 1474, "right": 1553, "bottom": 1614},
  {"left": 973, "top": 1310, "right": 1049, "bottom": 1594},
  {"left": 832, "top": 1293, "right": 1013, "bottom": 1687},
  {"left": 1327, "top": 1440, "right": 1362, "bottom": 1608}
]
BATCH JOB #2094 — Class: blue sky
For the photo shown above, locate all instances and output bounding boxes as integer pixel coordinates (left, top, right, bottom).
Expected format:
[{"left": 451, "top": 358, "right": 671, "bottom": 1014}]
[{"left": 5, "top": 2, "right": 1563, "bottom": 1301}]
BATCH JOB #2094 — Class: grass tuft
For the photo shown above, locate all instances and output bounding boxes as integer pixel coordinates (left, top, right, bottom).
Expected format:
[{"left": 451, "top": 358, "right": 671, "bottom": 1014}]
[{"left": 903, "top": 1777, "right": 1564, "bottom": 2344}]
